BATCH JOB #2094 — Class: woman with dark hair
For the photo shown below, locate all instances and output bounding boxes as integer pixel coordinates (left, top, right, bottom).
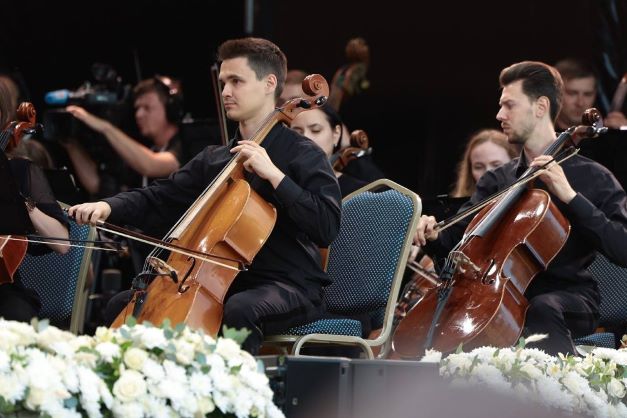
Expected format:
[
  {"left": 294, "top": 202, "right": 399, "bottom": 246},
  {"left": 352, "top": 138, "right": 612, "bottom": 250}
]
[{"left": 291, "top": 105, "right": 367, "bottom": 196}]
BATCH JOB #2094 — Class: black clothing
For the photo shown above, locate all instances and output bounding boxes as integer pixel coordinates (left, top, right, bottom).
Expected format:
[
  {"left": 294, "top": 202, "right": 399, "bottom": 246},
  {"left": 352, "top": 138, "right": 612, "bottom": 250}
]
[
  {"left": 0, "top": 158, "right": 69, "bottom": 322},
  {"left": 141, "top": 131, "right": 185, "bottom": 187},
  {"left": 425, "top": 153, "right": 627, "bottom": 355},
  {"left": 342, "top": 155, "right": 385, "bottom": 183},
  {"left": 103, "top": 123, "right": 341, "bottom": 352},
  {"left": 338, "top": 173, "right": 368, "bottom": 197}
]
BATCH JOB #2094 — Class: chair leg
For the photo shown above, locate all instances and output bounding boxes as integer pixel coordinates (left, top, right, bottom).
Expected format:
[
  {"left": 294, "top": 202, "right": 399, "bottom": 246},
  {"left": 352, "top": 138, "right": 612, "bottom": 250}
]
[{"left": 293, "top": 336, "right": 374, "bottom": 359}]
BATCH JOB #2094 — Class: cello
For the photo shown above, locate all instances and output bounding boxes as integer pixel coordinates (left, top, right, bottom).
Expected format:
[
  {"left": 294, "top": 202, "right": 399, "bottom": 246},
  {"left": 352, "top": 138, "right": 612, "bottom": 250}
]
[
  {"left": 391, "top": 110, "right": 606, "bottom": 358},
  {"left": 0, "top": 103, "right": 40, "bottom": 284},
  {"left": 111, "top": 75, "right": 330, "bottom": 336}
]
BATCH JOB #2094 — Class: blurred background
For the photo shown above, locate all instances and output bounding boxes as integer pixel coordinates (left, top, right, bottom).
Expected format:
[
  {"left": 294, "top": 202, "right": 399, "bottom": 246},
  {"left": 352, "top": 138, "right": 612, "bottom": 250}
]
[{"left": 2, "top": 0, "right": 625, "bottom": 197}]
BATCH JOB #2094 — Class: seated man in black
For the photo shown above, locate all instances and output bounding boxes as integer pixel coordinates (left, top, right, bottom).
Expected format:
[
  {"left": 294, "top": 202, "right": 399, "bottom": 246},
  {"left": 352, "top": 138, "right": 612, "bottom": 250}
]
[
  {"left": 70, "top": 37, "right": 341, "bottom": 354},
  {"left": 415, "top": 61, "right": 627, "bottom": 356}
]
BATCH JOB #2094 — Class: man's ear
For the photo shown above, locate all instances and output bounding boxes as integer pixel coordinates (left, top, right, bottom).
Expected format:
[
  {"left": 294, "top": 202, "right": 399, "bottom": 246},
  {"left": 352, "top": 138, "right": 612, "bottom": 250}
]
[
  {"left": 265, "top": 74, "right": 278, "bottom": 95},
  {"left": 536, "top": 96, "right": 550, "bottom": 118}
]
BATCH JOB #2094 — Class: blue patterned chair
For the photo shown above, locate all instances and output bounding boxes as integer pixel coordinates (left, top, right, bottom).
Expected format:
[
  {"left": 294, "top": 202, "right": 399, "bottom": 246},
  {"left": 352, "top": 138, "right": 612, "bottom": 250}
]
[
  {"left": 18, "top": 204, "right": 96, "bottom": 333},
  {"left": 574, "top": 253, "right": 627, "bottom": 349},
  {"left": 264, "top": 179, "right": 421, "bottom": 358}
]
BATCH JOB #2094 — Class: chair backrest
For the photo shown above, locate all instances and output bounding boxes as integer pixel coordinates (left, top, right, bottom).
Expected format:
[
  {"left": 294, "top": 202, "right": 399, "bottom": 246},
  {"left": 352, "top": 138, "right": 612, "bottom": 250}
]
[
  {"left": 18, "top": 210, "right": 95, "bottom": 332},
  {"left": 323, "top": 180, "right": 420, "bottom": 322},
  {"left": 588, "top": 253, "right": 627, "bottom": 325}
]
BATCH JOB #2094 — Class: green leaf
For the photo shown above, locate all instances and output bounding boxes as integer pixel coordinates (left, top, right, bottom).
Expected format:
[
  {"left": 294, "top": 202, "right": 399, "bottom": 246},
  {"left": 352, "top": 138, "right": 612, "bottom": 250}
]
[
  {"left": 493, "top": 348, "right": 501, "bottom": 358},
  {"left": 64, "top": 396, "right": 79, "bottom": 409},
  {"left": 125, "top": 316, "right": 137, "bottom": 327},
  {"left": 164, "top": 328, "right": 174, "bottom": 340},
  {"left": 161, "top": 318, "right": 172, "bottom": 330},
  {"left": 455, "top": 343, "right": 464, "bottom": 354},
  {"left": 120, "top": 327, "right": 132, "bottom": 340},
  {"left": 196, "top": 352, "right": 207, "bottom": 365},
  {"left": 175, "top": 322, "right": 186, "bottom": 333},
  {"left": 222, "top": 326, "right": 251, "bottom": 346},
  {"left": 517, "top": 336, "right": 526, "bottom": 349}
]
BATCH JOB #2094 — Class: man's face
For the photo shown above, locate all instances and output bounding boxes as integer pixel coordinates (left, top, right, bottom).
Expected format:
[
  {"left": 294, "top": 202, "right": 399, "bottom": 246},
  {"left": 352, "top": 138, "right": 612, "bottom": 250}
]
[
  {"left": 219, "top": 57, "right": 270, "bottom": 122},
  {"left": 496, "top": 80, "right": 537, "bottom": 145},
  {"left": 559, "top": 76, "right": 596, "bottom": 126},
  {"left": 279, "top": 83, "right": 304, "bottom": 106},
  {"left": 134, "top": 91, "right": 169, "bottom": 140}
]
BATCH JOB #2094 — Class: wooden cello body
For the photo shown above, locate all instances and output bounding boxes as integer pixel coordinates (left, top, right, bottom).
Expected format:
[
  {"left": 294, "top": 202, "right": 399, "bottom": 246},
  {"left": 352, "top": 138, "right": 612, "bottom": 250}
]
[
  {"left": 392, "top": 189, "right": 570, "bottom": 357},
  {"left": 112, "top": 75, "right": 330, "bottom": 336}
]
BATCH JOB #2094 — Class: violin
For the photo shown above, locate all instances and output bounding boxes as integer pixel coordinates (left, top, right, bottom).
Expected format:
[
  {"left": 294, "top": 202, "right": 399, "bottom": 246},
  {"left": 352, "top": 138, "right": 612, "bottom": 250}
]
[
  {"left": 0, "top": 103, "right": 39, "bottom": 284},
  {"left": 329, "top": 128, "right": 372, "bottom": 172},
  {"left": 390, "top": 109, "right": 607, "bottom": 358},
  {"left": 327, "top": 37, "right": 370, "bottom": 112},
  {"left": 110, "top": 75, "right": 330, "bottom": 336}
]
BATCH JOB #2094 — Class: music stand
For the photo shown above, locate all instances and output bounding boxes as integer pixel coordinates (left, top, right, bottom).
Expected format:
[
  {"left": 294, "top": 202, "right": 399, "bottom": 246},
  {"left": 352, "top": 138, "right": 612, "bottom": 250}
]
[{"left": 0, "top": 151, "right": 34, "bottom": 234}]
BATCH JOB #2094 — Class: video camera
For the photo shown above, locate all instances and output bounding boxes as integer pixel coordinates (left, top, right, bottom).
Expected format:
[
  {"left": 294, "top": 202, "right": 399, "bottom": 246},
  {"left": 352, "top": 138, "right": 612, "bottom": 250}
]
[{"left": 41, "top": 63, "right": 133, "bottom": 143}]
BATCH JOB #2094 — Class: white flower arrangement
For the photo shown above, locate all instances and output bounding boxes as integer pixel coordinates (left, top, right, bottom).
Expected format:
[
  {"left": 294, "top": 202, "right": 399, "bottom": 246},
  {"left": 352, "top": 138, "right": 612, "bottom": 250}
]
[
  {"left": 0, "top": 318, "right": 285, "bottom": 418},
  {"left": 421, "top": 335, "right": 627, "bottom": 418}
]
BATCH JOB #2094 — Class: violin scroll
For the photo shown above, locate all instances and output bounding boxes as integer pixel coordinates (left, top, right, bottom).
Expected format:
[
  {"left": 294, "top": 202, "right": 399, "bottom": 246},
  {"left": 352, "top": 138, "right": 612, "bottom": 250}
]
[{"left": 582, "top": 107, "right": 602, "bottom": 127}]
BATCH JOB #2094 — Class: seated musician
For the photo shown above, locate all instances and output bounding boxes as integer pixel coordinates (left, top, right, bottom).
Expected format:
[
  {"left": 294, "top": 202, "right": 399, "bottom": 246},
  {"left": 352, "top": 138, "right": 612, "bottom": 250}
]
[
  {"left": 450, "top": 129, "right": 518, "bottom": 198},
  {"left": 0, "top": 77, "right": 69, "bottom": 322},
  {"left": 69, "top": 37, "right": 342, "bottom": 354},
  {"left": 415, "top": 61, "right": 627, "bottom": 355},
  {"left": 291, "top": 105, "right": 367, "bottom": 196},
  {"left": 554, "top": 58, "right": 627, "bottom": 131}
]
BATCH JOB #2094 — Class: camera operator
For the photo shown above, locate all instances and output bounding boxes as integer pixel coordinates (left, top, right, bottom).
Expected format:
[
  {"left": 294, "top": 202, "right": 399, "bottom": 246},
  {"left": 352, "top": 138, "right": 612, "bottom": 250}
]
[{"left": 63, "top": 75, "right": 184, "bottom": 197}]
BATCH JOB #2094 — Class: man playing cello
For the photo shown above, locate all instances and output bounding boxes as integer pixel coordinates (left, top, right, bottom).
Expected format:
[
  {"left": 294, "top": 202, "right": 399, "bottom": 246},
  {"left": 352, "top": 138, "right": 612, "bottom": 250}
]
[
  {"left": 70, "top": 37, "right": 341, "bottom": 354},
  {"left": 415, "top": 61, "right": 627, "bottom": 355}
]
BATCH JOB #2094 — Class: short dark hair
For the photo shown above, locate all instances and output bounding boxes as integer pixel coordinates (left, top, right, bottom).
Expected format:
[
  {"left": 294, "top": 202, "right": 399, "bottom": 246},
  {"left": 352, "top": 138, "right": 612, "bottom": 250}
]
[
  {"left": 499, "top": 61, "right": 564, "bottom": 122},
  {"left": 554, "top": 58, "right": 596, "bottom": 83},
  {"left": 318, "top": 105, "right": 343, "bottom": 152},
  {"left": 217, "top": 37, "right": 287, "bottom": 101}
]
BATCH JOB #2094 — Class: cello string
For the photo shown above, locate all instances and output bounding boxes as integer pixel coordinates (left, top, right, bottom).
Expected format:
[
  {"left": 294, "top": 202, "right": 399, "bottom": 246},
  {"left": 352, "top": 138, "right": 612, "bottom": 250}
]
[{"left": 436, "top": 147, "right": 579, "bottom": 234}]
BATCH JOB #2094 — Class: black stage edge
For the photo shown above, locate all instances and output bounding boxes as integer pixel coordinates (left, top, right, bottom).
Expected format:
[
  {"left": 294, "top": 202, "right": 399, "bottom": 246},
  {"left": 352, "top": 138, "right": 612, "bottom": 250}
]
[{"left": 259, "top": 355, "right": 586, "bottom": 418}]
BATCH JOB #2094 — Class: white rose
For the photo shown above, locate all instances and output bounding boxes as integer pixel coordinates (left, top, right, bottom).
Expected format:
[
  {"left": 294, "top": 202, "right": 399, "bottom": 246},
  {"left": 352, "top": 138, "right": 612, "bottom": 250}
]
[
  {"left": 195, "top": 397, "right": 215, "bottom": 416},
  {"left": 124, "top": 348, "right": 148, "bottom": 371},
  {"left": 24, "top": 387, "right": 46, "bottom": 410},
  {"left": 608, "top": 378, "right": 626, "bottom": 399},
  {"left": 112, "top": 370, "right": 147, "bottom": 403},
  {"left": 174, "top": 340, "right": 195, "bottom": 365},
  {"left": 95, "top": 326, "right": 116, "bottom": 342},
  {"left": 138, "top": 328, "right": 167, "bottom": 350},
  {"left": 96, "top": 342, "right": 121, "bottom": 362},
  {"left": 215, "top": 338, "right": 241, "bottom": 360}
]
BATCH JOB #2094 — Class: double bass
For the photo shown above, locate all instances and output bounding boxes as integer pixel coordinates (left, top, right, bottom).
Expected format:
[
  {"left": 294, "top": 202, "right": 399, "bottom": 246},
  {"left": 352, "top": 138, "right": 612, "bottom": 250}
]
[
  {"left": 0, "top": 103, "right": 40, "bottom": 284},
  {"left": 391, "top": 110, "right": 606, "bottom": 358},
  {"left": 111, "top": 75, "right": 330, "bottom": 336}
]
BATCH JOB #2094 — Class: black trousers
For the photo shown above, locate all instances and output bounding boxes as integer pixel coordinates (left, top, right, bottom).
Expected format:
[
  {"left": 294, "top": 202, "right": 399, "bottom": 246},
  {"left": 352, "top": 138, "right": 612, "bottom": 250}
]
[
  {"left": 105, "top": 277, "right": 324, "bottom": 355},
  {"left": 0, "top": 283, "right": 40, "bottom": 323},
  {"left": 523, "top": 290, "right": 599, "bottom": 356}
]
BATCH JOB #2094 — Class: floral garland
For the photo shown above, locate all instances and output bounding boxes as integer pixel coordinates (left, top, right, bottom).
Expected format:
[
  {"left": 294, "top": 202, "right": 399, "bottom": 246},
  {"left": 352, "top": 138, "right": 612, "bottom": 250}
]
[
  {"left": 421, "top": 335, "right": 627, "bottom": 418},
  {"left": 0, "top": 318, "right": 284, "bottom": 418}
]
